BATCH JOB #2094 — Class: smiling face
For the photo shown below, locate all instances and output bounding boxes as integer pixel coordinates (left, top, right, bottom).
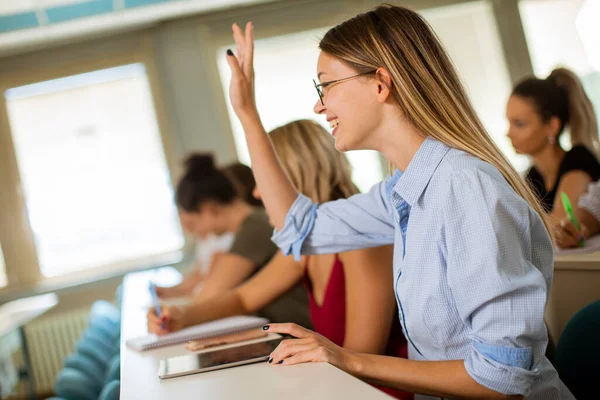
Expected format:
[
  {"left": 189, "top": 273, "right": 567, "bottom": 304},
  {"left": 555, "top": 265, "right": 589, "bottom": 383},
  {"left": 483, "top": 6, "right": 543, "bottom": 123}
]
[{"left": 313, "top": 52, "right": 384, "bottom": 152}]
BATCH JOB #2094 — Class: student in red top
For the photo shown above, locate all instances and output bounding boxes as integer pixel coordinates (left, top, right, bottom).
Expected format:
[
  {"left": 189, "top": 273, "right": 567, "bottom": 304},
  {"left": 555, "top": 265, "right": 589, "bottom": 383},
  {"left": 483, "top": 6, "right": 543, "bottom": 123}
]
[{"left": 148, "top": 120, "right": 412, "bottom": 399}]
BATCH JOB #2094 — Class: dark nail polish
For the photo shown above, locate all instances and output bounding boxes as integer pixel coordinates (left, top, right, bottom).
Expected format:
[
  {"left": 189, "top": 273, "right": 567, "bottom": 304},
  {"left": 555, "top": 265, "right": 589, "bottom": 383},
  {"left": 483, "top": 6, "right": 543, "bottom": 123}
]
[
  {"left": 262, "top": 325, "right": 270, "bottom": 330},
  {"left": 226, "top": 49, "right": 233, "bottom": 56},
  {"left": 268, "top": 358, "right": 273, "bottom": 363},
  {"left": 277, "top": 360, "right": 283, "bottom": 364}
]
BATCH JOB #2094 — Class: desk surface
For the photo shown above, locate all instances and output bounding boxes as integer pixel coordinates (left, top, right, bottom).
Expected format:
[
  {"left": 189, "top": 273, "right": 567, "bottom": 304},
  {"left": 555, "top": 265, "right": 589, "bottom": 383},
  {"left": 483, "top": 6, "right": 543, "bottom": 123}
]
[
  {"left": 120, "top": 268, "right": 392, "bottom": 400},
  {"left": 0, "top": 293, "right": 58, "bottom": 337}
]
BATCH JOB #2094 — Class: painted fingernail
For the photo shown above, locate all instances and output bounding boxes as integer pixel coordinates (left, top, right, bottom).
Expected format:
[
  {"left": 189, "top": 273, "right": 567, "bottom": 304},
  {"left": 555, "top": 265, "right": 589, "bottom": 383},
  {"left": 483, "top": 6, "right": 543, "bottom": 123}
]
[
  {"left": 277, "top": 360, "right": 283, "bottom": 365},
  {"left": 226, "top": 49, "right": 233, "bottom": 56},
  {"left": 268, "top": 358, "right": 273, "bottom": 363},
  {"left": 262, "top": 325, "right": 270, "bottom": 330}
]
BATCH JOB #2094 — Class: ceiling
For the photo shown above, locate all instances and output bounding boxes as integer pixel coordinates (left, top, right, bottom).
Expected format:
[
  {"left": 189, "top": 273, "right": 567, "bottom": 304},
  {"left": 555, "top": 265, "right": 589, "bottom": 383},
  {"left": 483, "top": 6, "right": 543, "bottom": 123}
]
[{"left": 0, "top": 0, "right": 276, "bottom": 55}]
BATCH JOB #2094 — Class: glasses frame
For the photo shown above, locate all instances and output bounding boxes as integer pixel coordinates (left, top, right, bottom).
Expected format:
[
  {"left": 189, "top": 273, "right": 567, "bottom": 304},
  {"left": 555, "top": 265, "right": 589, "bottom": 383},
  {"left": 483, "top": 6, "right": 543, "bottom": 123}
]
[{"left": 313, "top": 70, "right": 377, "bottom": 106}]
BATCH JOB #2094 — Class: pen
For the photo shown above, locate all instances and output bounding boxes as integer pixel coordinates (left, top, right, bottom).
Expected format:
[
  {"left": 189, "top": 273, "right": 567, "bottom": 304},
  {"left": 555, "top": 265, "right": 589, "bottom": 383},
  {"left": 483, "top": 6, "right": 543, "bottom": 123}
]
[
  {"left": 148, "top": 281, "right": 166, "bottom": 330},
  {"left": 561, "top": 192, "right": 584, "bottom": 248}
]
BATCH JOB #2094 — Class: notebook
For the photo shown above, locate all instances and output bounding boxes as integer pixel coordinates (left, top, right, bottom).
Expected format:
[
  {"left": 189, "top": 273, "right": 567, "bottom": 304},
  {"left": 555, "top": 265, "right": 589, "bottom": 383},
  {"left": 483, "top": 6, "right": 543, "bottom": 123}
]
[{"left": 126, "top": 315, "right": 269, "bottom": 351}]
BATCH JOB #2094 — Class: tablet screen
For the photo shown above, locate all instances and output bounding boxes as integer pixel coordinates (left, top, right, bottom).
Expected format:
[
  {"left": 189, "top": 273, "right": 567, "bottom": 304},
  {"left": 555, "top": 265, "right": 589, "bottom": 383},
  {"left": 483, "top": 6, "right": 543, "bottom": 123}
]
[{"left": 158, "top": 337, "right": 283, "bottom": 379}]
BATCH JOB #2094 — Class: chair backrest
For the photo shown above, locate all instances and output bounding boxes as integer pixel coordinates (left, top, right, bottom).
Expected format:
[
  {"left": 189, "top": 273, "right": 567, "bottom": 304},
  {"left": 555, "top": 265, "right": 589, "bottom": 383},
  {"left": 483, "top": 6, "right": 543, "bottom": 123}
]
[
  {"left": 554, "top": 299, "right": 600, "bottom": 399},
  {"left": 98, "top": 379, "right": 120, "bottom": 400}
]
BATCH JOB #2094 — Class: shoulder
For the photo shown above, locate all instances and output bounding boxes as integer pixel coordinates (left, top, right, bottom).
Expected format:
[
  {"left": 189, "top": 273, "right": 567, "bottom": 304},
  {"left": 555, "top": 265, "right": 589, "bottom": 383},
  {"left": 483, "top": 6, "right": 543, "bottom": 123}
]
[
  {"left": 436, "top": 151, "right": 530, "bottom": 217},
  {"left": 561, "top": 145, "right": 600, "bottom": 178},
  {"left": 241, "top": 208, "right": 271, "bottom": 229}
]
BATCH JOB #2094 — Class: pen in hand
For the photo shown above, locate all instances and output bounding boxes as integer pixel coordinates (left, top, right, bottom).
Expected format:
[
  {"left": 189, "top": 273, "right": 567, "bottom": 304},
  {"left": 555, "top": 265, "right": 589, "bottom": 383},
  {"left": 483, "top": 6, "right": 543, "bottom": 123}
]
[
  {"left": 149, "top": 282, "right": 166, "bottom": 331},
  {"left": 561, "top": 192, "right": 584, "bottom": 248}
]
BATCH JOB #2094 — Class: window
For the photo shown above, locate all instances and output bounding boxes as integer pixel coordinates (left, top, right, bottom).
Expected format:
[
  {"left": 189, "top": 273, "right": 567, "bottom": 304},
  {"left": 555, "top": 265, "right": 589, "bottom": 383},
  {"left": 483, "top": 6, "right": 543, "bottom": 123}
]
[
  {"left": 216, "top": 28, "right": 384, "bottom": 193},
  {"left": 4, "top": 63, "right": 183, "bottom": 278},
  {"left": 422, "top": 1, "right": 528, "bottom": 172},
  {"left": 519, "top": 0, "right": 600, "bottom": 122}
]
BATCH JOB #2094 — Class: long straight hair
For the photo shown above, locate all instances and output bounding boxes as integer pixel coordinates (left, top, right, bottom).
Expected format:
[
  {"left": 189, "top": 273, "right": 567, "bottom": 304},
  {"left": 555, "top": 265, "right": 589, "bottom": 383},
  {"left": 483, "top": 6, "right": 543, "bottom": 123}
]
[{"left": 320, "top": 4, "right": 551, "bottom": 233}]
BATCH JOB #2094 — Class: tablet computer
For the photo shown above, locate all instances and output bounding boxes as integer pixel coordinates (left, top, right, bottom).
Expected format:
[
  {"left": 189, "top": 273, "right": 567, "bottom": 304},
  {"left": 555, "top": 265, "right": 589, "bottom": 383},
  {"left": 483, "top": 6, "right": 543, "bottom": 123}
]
[{"left": 158, "top": 336, "right": 283, "bottom": 379}]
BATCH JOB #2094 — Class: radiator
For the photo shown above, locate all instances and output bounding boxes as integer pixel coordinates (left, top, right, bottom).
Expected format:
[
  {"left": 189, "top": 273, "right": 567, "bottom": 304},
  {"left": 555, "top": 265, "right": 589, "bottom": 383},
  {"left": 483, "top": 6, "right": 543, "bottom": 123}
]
[{"left": 11, "top": 307, "right": 89, "bottom": 397}]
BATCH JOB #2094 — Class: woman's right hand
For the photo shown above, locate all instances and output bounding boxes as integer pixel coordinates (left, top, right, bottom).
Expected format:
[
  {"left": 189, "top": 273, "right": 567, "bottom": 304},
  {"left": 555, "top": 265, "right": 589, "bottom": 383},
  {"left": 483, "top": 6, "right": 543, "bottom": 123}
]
[
  {"left": 147, "top": 305, "right": 186, "bottom": 335},
  {"left": 225, "top": 22, "right": 258, "bottom": 121},
  {"left": 555, "top": 218, "right": 590, "bottom": 248}
]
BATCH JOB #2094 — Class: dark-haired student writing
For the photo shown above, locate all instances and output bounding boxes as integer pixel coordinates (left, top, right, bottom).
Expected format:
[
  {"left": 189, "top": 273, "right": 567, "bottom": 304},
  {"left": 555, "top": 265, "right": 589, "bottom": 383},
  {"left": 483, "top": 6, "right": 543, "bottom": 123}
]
[{"left": 153, "top": 154, "right": 310, "bottom": 327}]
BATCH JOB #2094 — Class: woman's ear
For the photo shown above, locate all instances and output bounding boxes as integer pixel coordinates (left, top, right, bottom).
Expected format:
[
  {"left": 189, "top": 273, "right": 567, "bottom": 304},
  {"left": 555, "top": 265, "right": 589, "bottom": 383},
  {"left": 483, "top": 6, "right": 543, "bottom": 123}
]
[
  {"left": 547, "top": 115, "right": 562, "bottom": 139},
  {"left": 375, "top": 67, "right": 393, "bottom": 103}
]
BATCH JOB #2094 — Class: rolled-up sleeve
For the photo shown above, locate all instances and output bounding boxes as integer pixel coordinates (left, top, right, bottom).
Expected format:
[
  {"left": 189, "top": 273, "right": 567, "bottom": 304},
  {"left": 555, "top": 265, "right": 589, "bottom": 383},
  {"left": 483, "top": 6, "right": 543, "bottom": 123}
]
[
  {"left": 272, "top": 180, "right": 396, "bottom": 260},
  {"left": 444, "top": 169, "right": 553, "bottom": 396},
  {"left": 579, "top": 180, "right": 600, "bottom": 224}
]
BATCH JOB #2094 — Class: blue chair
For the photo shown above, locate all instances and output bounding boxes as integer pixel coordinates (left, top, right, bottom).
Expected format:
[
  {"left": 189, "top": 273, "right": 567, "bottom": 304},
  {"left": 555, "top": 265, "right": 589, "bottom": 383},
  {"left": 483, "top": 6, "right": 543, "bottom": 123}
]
[
  {"left": 89, "top": 301, "right": 121, "bottom": 332},
  {"left": 77, "top": 341, "right": 112, "bottom": 370},
  {"left": 54, "top": 368, "right": 102, "bottom": 400},
  {"left": 98, "top": 379, "right": 120, "bottom": 400},
  {"left": 554, "top": 300, "right": 600, "bottom": 399},
  {"left": 63, "top": 354, "right": 105, "bottom": 385},
  {"left": 105, "top": 355, "right": 120, "bottom": 384},
  {"left": 83, "top": 327, "right": 116, "bottom": 350}
]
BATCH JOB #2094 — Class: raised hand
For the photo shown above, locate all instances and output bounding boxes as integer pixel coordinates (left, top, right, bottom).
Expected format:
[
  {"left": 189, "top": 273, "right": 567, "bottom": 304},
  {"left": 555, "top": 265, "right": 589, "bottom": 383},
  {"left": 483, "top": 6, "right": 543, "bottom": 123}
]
[{"left": 225, "top": 22, "right": 257, "bottom": 120}]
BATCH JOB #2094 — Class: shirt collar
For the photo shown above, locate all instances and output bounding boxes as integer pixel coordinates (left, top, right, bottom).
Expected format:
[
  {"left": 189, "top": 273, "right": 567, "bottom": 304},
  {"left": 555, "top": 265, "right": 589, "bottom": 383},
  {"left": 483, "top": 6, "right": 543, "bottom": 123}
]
[{"left": 392, "top": 137, "right": 451, "bottom": 206}]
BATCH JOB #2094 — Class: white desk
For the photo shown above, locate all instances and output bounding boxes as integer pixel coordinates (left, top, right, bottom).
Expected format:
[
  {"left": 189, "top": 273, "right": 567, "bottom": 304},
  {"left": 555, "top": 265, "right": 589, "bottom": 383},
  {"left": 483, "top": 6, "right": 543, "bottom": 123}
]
[
  {"left": 546, "top": 249, "right": 600, "bottom": 344},
  {"left": 0, "top": 293, "right": 58, "bottom": 399},
  {"left": 120, "top": 268, "right": 393, "bottom": 400}
]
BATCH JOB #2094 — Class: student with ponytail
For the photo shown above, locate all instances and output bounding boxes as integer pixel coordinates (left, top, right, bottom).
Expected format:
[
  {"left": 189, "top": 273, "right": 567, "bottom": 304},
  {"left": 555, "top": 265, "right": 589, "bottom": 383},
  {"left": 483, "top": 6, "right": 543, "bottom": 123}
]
[
  {"left": 507, "top": 68, "right": 600, "bottom": 229},
  {"left": 224, "top": 4, "right": 573, "bottom": 399}
]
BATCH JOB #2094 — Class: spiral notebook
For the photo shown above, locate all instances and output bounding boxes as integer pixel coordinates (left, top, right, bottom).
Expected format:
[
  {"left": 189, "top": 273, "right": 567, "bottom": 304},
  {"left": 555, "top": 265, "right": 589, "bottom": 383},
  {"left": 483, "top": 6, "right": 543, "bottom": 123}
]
[{"left": 126, "top": 316, "right": 269, "bottom": 351}]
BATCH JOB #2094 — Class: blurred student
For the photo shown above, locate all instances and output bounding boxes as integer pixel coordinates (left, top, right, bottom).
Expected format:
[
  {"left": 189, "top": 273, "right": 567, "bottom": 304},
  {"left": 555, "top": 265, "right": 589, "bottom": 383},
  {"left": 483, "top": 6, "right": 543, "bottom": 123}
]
[
  {"left": 156, "top": 154, "right": 276, "bottom": 301},
  {"left": 507, "top": 68, "right": 600, "bottom": 229},
  {"left": 148, "top": 120, "right": 411, "bottom": 399},
  {"left": 556, "top": 180, "right": 600, "bottom": 248},
  {"left": 157, "top": 161, "right": 262, "bottom": 298}
]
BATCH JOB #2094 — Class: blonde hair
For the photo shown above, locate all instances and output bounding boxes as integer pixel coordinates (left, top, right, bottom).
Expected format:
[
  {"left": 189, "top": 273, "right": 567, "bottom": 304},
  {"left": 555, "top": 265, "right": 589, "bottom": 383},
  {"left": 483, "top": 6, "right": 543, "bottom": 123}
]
[
  {"left": 320, "top": 4, "right": 551, "bottom": 233},
  {"left": 513, "top": 67, "right": 599, "bottom": 159},
  {"left": 269, "top": 119, "right": 359, "bottom": 203}
]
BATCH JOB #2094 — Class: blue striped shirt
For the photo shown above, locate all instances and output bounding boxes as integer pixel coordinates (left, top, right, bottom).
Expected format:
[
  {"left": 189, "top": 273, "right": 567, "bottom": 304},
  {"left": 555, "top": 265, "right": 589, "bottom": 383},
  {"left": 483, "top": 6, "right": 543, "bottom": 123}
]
[{"left": 272, "top": 137, "right": 573, "bottom": 399}]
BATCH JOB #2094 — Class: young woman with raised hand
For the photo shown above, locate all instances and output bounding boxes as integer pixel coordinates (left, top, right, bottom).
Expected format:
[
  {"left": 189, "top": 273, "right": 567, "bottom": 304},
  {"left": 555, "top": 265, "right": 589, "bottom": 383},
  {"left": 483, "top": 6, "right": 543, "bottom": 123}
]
[{"left": 224, "top": 4, "right": 573, "bottom": 400}]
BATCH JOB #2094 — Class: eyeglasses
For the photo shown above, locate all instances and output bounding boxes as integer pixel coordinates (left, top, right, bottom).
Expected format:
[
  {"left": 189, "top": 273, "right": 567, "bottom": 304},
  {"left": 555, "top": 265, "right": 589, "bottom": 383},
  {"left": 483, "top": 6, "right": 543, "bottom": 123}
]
[{"left": 313, "top": 70, "right": 377, "bottom": 106}]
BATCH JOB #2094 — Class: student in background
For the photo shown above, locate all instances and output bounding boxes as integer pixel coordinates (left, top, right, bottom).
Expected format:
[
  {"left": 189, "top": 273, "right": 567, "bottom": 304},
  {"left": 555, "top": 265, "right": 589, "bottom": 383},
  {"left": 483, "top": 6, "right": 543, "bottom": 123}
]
[
  {"left": 507, "top": 68, "right": 600, "bottom": 228},
  {"left": 556, "top": 180, "right": 600, "bottom": 248},
  {"left": 148, "top": 119, "right": 410, "bottom": 399},
  {"left": 156, "top": 154, "right": 277, "bottom": 301},
  {"left": 158, "top": 161, "right": 261, "bottom": 298},
  {"left": 223, "top": 4, "right": 573, "bottom": 399}
]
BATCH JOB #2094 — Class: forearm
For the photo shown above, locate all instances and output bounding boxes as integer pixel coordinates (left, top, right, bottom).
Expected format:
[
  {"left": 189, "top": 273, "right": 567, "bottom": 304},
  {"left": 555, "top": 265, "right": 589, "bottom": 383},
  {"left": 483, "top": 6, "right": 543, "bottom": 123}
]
[
  {"left": 183, "top": 291, "right": 248, "bottom": 327},
  {"left": 346, "top": 354, "right": 522, "bottom": 400},
  {"left": 239, "top": 112, "right": 299, "bottom": 230}
]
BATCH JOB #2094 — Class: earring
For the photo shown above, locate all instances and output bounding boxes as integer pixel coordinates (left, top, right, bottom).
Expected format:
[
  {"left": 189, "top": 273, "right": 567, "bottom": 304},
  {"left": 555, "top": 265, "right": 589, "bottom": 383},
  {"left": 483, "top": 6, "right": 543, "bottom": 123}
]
[{"left": 548, "top": 136, "right": 556, "bottom": 145}]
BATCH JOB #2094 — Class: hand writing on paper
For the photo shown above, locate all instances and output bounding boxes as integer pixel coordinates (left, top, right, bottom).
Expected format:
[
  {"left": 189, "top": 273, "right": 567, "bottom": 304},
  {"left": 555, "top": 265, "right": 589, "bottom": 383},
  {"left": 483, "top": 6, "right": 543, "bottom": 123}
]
[{"left": 147, "top": 305, "right": 186, "bottom": 335}]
